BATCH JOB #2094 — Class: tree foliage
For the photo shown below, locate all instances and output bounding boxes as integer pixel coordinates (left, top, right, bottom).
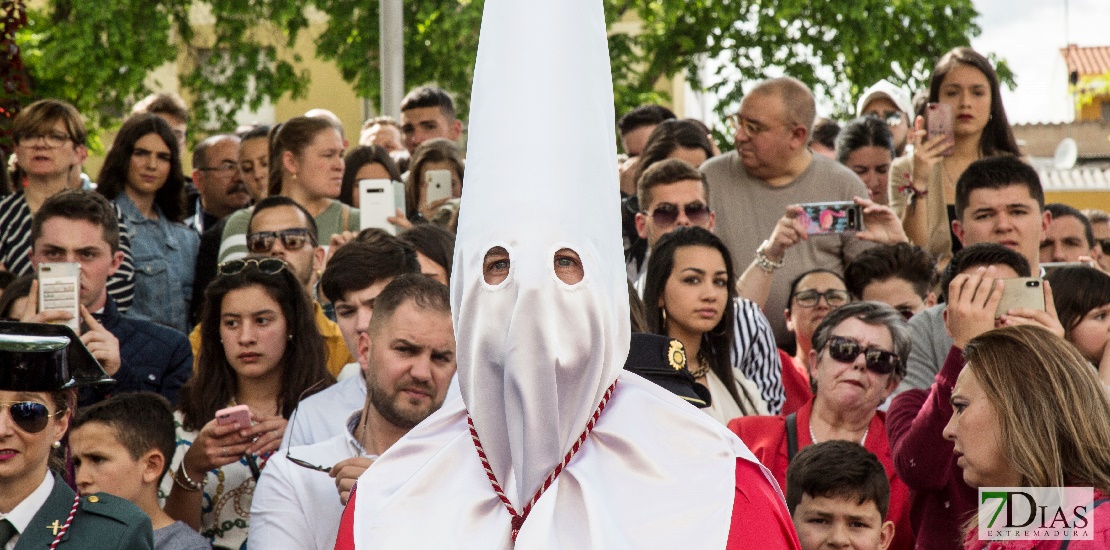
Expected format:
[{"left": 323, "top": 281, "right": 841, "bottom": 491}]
[{"left": 7, "top": 0, "right": 1007, "bottom": 141}]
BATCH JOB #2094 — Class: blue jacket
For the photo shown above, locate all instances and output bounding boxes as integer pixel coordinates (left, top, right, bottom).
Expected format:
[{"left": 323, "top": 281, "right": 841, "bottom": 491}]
[{"left": 84, "top": 299, "right": 194, "bottom": 407}]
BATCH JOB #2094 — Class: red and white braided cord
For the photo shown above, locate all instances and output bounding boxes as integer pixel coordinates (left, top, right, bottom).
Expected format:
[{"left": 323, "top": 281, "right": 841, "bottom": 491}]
[
  {"left": 467, "top": 380, "right": 617, "bottom": 543},
  {"left": 48, "top": 493, "right": 80, "bottom": 549}
]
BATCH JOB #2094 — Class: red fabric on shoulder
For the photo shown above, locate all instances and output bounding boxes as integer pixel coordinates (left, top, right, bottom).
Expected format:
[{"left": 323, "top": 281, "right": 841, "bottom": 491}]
[
  {"left": 334, "top": 484, "right": 357, "bottom": 550},
  {"left": 779, "top": 349, "right": 812, "bottom": 416},
  {"left": 727, "top": 458, "right": 802, "bottom": 549}
]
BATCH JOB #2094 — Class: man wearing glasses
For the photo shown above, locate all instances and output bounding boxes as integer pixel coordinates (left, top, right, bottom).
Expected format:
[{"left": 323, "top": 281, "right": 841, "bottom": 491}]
[
  {"left": 251, "top": 274, "right": 456, "bottom": 550},
  {"left": 1084, "top": 208, "right": 1110, "bottom": 272},
  {"left": 188, "top": 134, "right": 251, "bottom": 233},
  {"left": 187, "top": 196, "right": 354, "bottom": 377},
  {"left": 702, "top": 77, "right": 873, "bottom": 349},
  {"left": 856, "top": 79, "right": 913, "bottom": 157}
]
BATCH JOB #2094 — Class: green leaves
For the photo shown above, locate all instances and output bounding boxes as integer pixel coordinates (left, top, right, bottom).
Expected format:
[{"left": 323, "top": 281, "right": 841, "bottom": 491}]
[{"left": 9, "top": 0, "right": 1001, "bottom": 144}]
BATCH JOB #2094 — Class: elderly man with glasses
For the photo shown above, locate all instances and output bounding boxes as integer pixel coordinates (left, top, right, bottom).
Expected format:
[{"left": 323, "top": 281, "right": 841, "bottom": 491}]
[{"left": 188, "top": 134, "right": 251, "bottom": 233}]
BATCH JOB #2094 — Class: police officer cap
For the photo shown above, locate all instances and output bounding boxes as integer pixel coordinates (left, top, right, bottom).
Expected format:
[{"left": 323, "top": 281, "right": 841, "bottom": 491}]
[{"left": 0, "top": 321, "right": 113, "bottom": 392}]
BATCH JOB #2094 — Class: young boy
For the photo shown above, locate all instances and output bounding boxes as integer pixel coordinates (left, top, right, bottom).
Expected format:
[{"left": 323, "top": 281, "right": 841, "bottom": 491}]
[
  {"left": 69, "top": 393, "right": 211, "bottom": 550},
  {"left": 785, "top": 441, "right": 896, "bottom": 550}
]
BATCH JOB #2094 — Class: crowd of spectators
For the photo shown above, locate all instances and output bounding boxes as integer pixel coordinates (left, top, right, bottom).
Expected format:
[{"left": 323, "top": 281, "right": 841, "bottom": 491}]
[{"left": 2, "top": 42, "right": 1109, "bottom": 549}]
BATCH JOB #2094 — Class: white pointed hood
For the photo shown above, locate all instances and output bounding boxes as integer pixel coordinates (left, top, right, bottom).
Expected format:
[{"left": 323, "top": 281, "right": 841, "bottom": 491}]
[{"left": 452, "top": 0, "right": 629, "bottom": 507}]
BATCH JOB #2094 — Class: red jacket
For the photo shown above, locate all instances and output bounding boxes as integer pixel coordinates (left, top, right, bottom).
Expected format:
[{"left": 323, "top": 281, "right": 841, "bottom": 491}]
[
  {"left": 729, "top": 400, "right": 916, "bottom": 550},
  {"left": 886, "top": 346, "right": 977, "bottom": 550}
]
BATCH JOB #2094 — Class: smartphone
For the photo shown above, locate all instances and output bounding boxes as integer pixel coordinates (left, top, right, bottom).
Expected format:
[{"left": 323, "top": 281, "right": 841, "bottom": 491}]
[
  {"left": 38, "top": 262, "right": 80, "bottom": 332},
  {"left": 215, "top": 404, "right": 252, "bottom": 431},
  {"left": 425, "top": 169, "right": 453, "bottom": 204},
  {"left": 359, "top": 179, "right": 398, "bottom": 235},
  {"left": 926, "top": 102, "right": 954, "bottom": 156},
  {"left": 796, "top": 201, "right": 865, "bottom": 235},
  {"left": 995, "top": 278, "right": 1045, "bottom": 318},
  {"left": 392, "top": 180, "right": 406, "bottom": 214},
  {"left": 1041, "top": 262, "right": 1085, "bottom": 276}
]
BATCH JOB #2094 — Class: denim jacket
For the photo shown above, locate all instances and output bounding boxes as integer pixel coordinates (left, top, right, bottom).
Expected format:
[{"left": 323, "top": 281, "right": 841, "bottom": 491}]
[{"left": 114, "top": 194, "right": 199, "bottom": 333}]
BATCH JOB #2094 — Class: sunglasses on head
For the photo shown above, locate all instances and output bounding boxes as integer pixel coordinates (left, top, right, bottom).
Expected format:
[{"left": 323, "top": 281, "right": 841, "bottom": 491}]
[
  {"left": 246, "top": 228, "right": 315, "bottom": 254},
  {"left": 2, "top": 401, "right": 61, "bottom": 434},
  {"left": 644, "top": 202, "right": 710, "bottom": 227},
  {"left": 824, "top": 336, "right": 901, "bottom": 375},
  {"left": 217, "top": 257, "right": 290, "bottom": 277}
]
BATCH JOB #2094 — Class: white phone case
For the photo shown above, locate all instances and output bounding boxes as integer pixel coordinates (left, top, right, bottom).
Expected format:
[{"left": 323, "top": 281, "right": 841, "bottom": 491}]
[
  {"left": 360, "top": 179, "right": 398, "bottom": 235},
  {"left": 38, "top": 262, "right": 81, "bottom": 332}
]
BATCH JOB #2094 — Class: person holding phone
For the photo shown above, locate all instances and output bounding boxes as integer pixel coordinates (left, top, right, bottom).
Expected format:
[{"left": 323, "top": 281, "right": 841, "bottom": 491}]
[
  {"left": 162, "top": 257, "right": 333, "bottom": 548},
  {"left": 889, "top": 47, "right": 1022, "bottom": 265},
  {"left": 403, "top": 138, "right": 464, "bottom": 227},
  {"left": 338, "top": 145, "right": 402, "bottom": 209}
]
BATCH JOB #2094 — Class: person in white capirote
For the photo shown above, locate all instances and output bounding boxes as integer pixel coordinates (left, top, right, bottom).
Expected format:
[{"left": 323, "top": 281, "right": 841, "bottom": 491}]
[{"left": 333, "top": 0, "right": 801, "bottom": 548}]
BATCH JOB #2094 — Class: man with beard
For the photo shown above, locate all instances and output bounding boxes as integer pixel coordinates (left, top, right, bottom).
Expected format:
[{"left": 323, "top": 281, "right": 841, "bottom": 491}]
[
  {"left": 187, "top": 134, "right": 251, "bottom": 233},
  {"left": 250, "top": 274, "right": 456, "bottom": 550},
  {"left": 334, "top": 0, "right": 800, "bottom": 547}
]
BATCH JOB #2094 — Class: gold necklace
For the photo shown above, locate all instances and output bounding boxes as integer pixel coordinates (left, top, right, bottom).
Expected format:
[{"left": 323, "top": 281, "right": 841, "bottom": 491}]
[{"left": 688, "top": 351, "right": 711, "bottom": 379}]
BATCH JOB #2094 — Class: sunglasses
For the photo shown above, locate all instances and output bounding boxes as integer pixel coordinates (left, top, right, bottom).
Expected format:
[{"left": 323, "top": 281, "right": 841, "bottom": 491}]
[
  {"left": 1098, "top": 239, "right": 1110, "bottom": 256},
  {"left": 246, "top": 228, "right": 315, "bottom": 254},
  {"left": 793, "top": 289, "right": 850, "bottom": 308},
  {"left": 217, "top": 257, "right": 290, "bottom": 277},
  {"left": 2, "top": 401, "right": 61, "bottom": 434},
  {"left": 644, "top": 202, "right": 710, "bottom": 227},
  {"left": 867, "top": 110, "right": 905, "bottom": 126},
  {"left": 824, "top": 336, "right": 901, "bottom": 375},
  {"left": 285, "top": 381, "right": 337, "bottom": 473}
]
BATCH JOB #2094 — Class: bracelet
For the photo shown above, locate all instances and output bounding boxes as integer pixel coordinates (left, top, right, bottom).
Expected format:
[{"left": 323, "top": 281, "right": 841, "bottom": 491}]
[
  {"left": 897, "top": 180, "right": 927, "bottom": 199},
  {"left": 172, "top": 463, "right": 204, "bottom": 492},
  {"left": 754, "top": 240, "right": 784, "bottom": 273}
]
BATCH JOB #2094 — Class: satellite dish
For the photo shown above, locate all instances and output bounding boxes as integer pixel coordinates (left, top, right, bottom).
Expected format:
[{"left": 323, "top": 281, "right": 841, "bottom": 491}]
[{"left": 1054, "top": 138, "right": 1078, "bottom": 170}]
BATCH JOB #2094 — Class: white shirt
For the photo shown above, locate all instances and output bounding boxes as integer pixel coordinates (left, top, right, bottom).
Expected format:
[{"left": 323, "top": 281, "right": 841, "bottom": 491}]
[
  {"left": 1, "top": 472, "right": 54, "bottom": 550},
  {"left": 281, "top": 374, "right": 367, "bottom": 451},
  {"left": 251, "top": 412, "right": 377, "bottom": 550}
]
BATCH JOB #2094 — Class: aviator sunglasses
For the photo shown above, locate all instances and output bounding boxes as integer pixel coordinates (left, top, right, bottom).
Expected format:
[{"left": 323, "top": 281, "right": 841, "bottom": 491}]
[
  {"left": 644, "top": 202, "right": 710, "bottom": 227},
  {"left": 217, "top": 257, "right": 290, "bottom": 277},
  {"left": 246, "top": 228, "right": 316, "bottom": 254},
  {"left": 1, "top": 401, "right": 62, "bottom": 434},
  {"left": 823, "top": 336, "right": 901, "bottom": 375}
]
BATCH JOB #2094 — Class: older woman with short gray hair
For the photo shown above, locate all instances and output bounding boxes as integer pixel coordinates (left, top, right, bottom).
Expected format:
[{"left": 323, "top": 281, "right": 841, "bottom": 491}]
[{"left": 730, "top": 301, "right": 916, "bottom": 550}]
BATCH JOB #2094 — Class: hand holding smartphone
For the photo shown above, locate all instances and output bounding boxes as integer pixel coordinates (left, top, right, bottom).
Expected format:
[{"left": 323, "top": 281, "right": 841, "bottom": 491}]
[
  {"left": 995, "top": 278, "right": 1045, "bottom": 318},
  {"left": 215, "top": 404, "right": 252, "bottom": 431},
  {"left": 926, "top": 102, "right": 954, "bottom": 156},
  {"left": 38, "top": 262, "right": 80, "bottom": 332},
  {"left": 424, "top": 169, "right": 453, "bottom": 204},
  {"left": 796, "top": 201, "right": 865, "bottom": 235}
]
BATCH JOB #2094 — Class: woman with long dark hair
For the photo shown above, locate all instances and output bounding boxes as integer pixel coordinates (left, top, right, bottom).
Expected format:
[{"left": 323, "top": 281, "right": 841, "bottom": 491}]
[
  {"left": 338, "top": 145, "right": 401, "bottom": 208},
  {"left": 890, "top": 47, "right": 1021, "bottom": 264},
  {"left": 97, "top": 113, "right": 198, "bottom": 332},
  {"left": 642, "top": 226, "right": 765, "bottom": 423},
  {"left": 162, "top": 257, "right": 333, "bottom": 547}
]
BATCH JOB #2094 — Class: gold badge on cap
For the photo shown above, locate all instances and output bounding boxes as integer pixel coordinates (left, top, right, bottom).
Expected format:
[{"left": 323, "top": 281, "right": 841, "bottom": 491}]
[{"left": 667, "top": 340, "right": 687, "bottom": 371}]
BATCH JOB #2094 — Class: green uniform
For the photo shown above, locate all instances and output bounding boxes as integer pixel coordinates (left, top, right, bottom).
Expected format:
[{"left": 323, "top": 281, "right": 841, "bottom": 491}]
[{"left": 15, "top": 473, "right": 153, "bottom": 549}]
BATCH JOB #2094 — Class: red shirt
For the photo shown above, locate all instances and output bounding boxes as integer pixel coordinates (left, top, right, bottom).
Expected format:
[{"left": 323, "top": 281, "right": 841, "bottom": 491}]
[
  {"left": 729, "top": 400, "right": 916, "bottom": 550},
  {"left": 779, "top": 349, "right": 812, "bottom": 416}
]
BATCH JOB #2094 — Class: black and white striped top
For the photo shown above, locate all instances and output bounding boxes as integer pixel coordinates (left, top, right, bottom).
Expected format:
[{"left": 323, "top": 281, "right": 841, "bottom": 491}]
[
  {"left": 0, "top": 193, "right": 135, "bottom": 312},
  {"left": 732, "top": 297, "right": 784, "bottom": 415}
]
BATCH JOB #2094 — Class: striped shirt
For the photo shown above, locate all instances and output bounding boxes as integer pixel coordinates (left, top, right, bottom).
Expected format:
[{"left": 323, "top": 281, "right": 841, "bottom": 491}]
[
  {"left": 0, "top": 193, "right": 135, "bottom": 312},
  {"left": 732, "top": 297, "right": 784, "bottom": 415}
]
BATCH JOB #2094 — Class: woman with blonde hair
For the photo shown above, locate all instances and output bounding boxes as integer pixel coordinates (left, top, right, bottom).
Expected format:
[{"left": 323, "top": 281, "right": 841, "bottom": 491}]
[{"left": 944, "top": 325, "right": 1110, "bottom": 548}]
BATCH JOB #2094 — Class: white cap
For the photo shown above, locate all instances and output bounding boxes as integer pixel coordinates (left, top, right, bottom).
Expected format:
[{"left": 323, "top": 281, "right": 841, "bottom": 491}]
[{"left": 855, "top": 79, "right": 913, "bottom": 118}]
